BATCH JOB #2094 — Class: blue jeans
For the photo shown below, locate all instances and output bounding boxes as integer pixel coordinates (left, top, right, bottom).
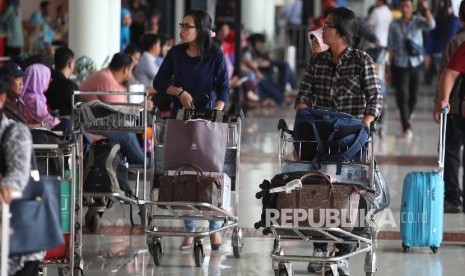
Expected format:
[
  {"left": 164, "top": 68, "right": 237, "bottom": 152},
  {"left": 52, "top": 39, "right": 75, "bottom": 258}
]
[
  {"left": 100, "top": 131, "right": 146, "bottom": 165},
  {"left": 184, "top": 219, "right": 222, "bottom": 232}
]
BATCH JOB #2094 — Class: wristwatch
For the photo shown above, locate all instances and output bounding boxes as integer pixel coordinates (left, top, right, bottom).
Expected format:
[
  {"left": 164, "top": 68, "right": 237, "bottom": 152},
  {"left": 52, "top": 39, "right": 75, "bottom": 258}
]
[{"left": 177, "top": 87, "right": 185, "bottom": 97}]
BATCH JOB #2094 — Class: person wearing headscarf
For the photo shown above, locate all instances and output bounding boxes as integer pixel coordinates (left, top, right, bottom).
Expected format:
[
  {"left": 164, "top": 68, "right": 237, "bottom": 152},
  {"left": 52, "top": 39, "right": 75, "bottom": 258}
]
[
  {"left": 21, "top": 64, "right": 60, "bottom": 129},
  {"left": 121, "top": 8, "right": 132, "bottom": 52},
  {"left": 308, "top": 28, "right": 329, "bottom": 56}
]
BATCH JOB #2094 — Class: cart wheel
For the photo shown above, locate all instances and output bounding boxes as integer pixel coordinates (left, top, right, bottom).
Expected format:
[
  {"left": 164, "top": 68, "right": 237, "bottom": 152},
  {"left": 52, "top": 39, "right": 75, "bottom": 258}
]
[
  {"left": 402, "top": 243, "right": 409, "bottom": 253},
  {"left": 278, "top": 268, "right": 289, "bottom": 276},
  {"left": 58, "top": 268, "right": 83, "bottom": 276},
  {"left": 153, "top": 243, "right": 163, "bottom": 266},
  {"left": 85, "top": 211, "right": 100, "bottom": 233},
  {"left": 194, "top": 244, "right": 205, "bottom": 267},
  {"left": 431, "top": 246, "right": 439, "bottom": 254},
  {"left": 232, "top": 227, "right": 243, "bottom": 258}
]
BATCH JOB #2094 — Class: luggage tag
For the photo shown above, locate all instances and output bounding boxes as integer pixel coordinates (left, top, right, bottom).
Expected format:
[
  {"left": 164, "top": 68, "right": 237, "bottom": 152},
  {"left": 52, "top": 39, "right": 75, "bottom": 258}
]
[{"left": 269, "top": 179, "right": 302, "bottom": 193}]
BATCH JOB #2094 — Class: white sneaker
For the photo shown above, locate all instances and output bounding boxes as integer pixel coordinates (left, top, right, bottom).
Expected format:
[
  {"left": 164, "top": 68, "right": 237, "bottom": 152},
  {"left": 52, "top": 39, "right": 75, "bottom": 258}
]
[
  {"left": 337, "top": 259, "right": 350, "bottom": 276},
  {"left": 307, "top": 248, "right": 327, "bottom": 273}
]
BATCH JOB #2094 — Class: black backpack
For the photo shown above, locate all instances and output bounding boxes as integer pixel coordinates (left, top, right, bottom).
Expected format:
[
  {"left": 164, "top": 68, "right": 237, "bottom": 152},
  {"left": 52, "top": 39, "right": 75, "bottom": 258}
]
[{"left": 83, "top": 140, "right": 132, "bottom": 196}]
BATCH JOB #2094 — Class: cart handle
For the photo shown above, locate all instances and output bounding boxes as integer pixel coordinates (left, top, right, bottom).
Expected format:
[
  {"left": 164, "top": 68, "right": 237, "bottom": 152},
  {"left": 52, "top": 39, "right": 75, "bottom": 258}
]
[{"left": 300, "top": 171, "right": 332, "bottom": 185}]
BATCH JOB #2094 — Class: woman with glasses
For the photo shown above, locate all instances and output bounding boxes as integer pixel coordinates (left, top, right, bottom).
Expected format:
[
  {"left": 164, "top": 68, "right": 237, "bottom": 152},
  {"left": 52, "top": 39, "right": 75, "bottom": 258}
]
[
  {"left": 153, "top": 9, "right": 229, "bottom": 115},
  {"left": 152, "top": 9, "right": 228, "bottom": 251},
  {"left": 294, "top": 7, "right": 383, "bottom": 276}
]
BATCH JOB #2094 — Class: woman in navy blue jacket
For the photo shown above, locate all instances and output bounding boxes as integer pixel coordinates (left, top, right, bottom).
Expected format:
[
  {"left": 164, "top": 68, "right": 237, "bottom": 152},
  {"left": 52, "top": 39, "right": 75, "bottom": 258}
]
[
  {"left": 153, "top": 9, "right": 229, "bottom": 116},
  {"left": 153, "top": 9, "right": 228, "bottom": 250}
]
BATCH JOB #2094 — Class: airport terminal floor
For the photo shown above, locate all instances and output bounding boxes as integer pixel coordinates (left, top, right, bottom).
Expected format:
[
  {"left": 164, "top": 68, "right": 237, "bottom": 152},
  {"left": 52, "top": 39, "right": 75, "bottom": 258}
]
[{"left": 56, "top": 83, "right": 465, "bottom": 276}]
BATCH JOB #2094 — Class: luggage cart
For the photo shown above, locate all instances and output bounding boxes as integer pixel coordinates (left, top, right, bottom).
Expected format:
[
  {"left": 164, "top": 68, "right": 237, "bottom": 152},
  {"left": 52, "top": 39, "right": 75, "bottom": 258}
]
[
  {"left": 72, "top": 91, "right": 150, "bottom": 233},
  {"left": 267, "top": 120, "right": 378, "bottom": 276},
  {"left": 32, "top": 133, "right": 84, "bottom": 276},
  {"left": 145, "top": 115, "right": 244, "bottom": 267}
]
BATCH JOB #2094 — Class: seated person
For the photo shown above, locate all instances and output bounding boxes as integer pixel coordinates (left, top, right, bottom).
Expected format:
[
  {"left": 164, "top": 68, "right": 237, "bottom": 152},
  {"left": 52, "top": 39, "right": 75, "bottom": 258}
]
[
  {"left": 0, "top": 63, "right": 27, "bottom": 123},
  {"left": 46, "top": 46, "right": 82, "bottom": 117},
  {"left": 80, "top": 53, "right": 148, "bottom": 165},
  {"left": 21, "top": 63, "right": 61, "bottom": 129}
]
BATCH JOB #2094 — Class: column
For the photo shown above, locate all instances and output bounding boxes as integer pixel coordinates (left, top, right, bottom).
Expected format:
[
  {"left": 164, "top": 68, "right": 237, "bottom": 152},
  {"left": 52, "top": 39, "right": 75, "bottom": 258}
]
[
  {"left": 108, "top": 0, "right": 121, "bottom": 59},
  {"left": 69, "top": 0, "right": 120, "bottom": 69},
  {"left": 241, "top": 0, "right": 275, "bottom": 38}
]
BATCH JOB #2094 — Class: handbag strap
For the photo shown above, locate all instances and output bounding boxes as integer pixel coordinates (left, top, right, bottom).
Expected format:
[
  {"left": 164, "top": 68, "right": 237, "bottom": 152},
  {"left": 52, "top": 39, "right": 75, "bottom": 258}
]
[
  {"left": 173, "top": 163, "right": 204, "bottom": 177},
  {"left": 300, "top": 172, "right": 332, "bottom": 185}
]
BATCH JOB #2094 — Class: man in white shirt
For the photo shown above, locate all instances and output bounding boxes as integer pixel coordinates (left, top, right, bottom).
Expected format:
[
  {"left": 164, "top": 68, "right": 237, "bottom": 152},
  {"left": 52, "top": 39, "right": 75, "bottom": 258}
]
[
  {"left": 133, "top": 34, "right": 161, "bottom": 90},
  {"left": 367, "top": 0, "right": 393, "bottom": 48}
]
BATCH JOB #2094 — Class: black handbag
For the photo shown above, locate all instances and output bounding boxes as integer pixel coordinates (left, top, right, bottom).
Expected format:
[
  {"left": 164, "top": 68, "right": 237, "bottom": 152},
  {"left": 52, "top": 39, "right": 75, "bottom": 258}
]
[{"left": 0, "top": 124, "right": 64, "bottom": 256}]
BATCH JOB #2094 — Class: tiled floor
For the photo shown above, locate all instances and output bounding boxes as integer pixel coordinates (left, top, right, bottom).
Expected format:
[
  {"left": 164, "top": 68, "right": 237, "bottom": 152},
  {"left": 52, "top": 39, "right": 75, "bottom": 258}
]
[{"left": 45, "top": 82, "right": 465, "bottom": 275}]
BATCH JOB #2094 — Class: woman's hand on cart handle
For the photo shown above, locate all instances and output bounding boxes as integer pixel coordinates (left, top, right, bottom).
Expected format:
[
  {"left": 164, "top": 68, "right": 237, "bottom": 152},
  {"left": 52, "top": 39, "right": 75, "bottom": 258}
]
[
  {"left": 179, "top": 90, "right": 193, "bottom": 109},
  {"left": 214, "top": 101, "right": 225, "bottom": 111}
]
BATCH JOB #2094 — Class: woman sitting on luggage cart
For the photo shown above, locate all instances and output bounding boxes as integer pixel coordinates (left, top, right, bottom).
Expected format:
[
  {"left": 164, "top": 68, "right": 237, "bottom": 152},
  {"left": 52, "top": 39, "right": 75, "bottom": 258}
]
[
  {"left": 152, "top": 9, "right": 229, "bottom": 250},
  {"left": 294, "top": 7, "right": 383, "bottom": 276}
]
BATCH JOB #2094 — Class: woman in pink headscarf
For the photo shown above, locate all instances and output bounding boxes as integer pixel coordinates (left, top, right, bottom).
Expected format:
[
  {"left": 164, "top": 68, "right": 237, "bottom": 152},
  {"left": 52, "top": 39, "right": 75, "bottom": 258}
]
[{"left": 21, "top": 63, "right": 60, "bottom": 129}]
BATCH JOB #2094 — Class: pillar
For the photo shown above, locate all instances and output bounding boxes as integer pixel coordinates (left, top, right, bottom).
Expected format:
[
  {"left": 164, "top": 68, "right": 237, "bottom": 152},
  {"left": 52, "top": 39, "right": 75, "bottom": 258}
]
[{"left": 69, "top": 0, "right": 121, "bottom": 70}]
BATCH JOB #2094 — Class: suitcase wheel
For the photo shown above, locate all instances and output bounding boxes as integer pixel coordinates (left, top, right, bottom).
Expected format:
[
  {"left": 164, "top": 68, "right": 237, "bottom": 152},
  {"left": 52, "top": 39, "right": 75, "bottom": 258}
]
[{"left": 430, "top": 246, "right": 439, "bottom": 254}]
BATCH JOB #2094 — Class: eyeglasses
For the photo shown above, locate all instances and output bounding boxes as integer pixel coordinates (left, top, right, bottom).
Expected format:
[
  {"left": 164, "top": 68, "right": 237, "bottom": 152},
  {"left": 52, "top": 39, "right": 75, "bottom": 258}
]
[
  {"left": 323, "top": 23, "right": 336, "bottom": 30},
  {"left": 179, "top": 23, "right": 196, "bottom": 31}
]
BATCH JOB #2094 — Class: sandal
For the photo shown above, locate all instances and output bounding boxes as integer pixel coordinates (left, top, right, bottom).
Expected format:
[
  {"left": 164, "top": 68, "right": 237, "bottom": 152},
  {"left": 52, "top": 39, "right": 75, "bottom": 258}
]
[{"left": 179, "top": 237, "right": 194, "bottom": 250}]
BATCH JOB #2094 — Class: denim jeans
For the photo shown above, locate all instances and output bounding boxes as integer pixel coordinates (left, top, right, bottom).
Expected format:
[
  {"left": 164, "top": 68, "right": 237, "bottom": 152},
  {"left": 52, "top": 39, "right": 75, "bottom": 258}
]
[
  {"left": 184, "top": 219, "right": 222, "bottom": 232},
  {"left": 100, "top": 131, "right": 146, "bottom": 165}
]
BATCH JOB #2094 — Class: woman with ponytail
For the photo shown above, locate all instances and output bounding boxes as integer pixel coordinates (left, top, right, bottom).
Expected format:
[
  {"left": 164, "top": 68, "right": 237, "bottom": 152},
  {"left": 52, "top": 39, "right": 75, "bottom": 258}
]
[{"left": 152, "top": 9, "right": 228, "bottom": 250}]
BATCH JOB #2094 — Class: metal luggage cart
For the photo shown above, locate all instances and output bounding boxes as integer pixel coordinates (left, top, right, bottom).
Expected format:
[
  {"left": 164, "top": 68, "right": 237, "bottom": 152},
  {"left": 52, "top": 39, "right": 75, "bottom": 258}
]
[
  {"left": 32, "top": 133, "right": 84, "bottom": 276},
  {"left": 268, "top": 120, "right": 378, "bottom": 276},
  {"left": 145, "top": 115, "right": 244, "bottom": 267},
  {"left": 72, "top": 91, "right": 150, "bottom": 233}
]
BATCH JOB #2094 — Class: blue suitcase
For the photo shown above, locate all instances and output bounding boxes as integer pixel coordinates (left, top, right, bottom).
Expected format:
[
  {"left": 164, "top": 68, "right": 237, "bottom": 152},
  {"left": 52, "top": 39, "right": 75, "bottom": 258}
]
[{"left": 400, "top": 109, "right": 447, "bottom": 253}]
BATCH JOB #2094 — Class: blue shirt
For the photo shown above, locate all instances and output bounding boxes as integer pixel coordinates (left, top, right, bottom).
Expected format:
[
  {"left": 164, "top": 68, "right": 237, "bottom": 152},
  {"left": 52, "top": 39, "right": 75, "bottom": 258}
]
[
  {"left": 388, "top": 16, "right": 436, "bottom": 68},
  {"left": 29, "top": 11, "right": 55, "bottom": 44},
  {"left": 153, "top": 44, "right": 229, "bottom": 112}
]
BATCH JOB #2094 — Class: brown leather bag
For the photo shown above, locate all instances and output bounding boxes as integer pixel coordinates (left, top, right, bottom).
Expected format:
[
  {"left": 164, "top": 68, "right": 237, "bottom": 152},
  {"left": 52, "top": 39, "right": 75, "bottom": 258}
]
[
  {"left": 276, "top": 172, "right": 364, "bottom": 231},
  {"left": 158, "top": 164, "right": 222, "bottom": 207}
]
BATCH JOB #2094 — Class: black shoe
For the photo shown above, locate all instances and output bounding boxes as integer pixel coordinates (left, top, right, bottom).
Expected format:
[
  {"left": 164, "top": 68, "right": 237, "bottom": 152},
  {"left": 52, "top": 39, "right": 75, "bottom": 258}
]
[{"left": 444, "top": 201, "right": 462, "bottom": 213}]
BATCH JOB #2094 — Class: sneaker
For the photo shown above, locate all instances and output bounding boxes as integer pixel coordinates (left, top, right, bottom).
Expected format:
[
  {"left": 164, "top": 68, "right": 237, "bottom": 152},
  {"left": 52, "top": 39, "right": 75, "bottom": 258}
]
[
  {"left": 444, "top": 201, "right": 462, "bottom": 213},
  {"left": 337, "top": 259, "right": 350, "bottom": 276},
  {"left": 307, "top": 248, "right": 326, "bottom": 273}
]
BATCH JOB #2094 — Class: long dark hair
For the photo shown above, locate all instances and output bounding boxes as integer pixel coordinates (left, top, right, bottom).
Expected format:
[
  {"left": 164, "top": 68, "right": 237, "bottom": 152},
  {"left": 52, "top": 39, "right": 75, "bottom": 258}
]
[
  {"left": 184, "top": 9, "right": 216, "bottom": 60},
  {"left": 327, "top": 7, "right": 361, "bottom": 48}
]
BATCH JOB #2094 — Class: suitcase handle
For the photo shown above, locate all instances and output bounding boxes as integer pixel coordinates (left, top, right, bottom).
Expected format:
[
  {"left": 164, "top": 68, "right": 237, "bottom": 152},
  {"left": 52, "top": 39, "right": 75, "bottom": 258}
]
[
  {"left": 173, "top": 163, "right": 205, "bottom": 177},
  {"left": 300, "top": 171, "right": 332, "bottom": 185}
]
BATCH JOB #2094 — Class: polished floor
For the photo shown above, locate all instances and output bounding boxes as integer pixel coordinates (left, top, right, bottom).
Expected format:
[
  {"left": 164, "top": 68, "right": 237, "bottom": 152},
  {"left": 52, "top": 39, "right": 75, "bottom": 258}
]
[{"left": 46, "top": 82, "right": 465, "bottom": 276}]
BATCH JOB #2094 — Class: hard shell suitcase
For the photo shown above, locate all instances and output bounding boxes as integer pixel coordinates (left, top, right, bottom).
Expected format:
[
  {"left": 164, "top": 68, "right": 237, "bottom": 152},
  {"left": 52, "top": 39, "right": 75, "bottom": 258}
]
[{"left": 400, "top": 109, "right": 447, "bottom": 253}]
